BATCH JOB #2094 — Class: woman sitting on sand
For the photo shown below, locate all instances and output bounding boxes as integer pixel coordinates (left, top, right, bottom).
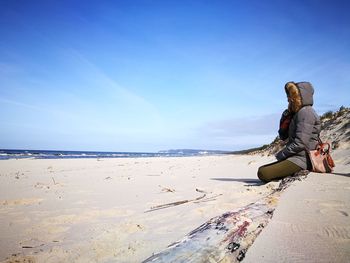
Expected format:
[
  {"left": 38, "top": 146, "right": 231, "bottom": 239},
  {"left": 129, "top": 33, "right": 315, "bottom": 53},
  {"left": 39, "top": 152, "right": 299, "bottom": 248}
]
[{"left": 257, "top": 81, "right": 321, "bottom": 182}]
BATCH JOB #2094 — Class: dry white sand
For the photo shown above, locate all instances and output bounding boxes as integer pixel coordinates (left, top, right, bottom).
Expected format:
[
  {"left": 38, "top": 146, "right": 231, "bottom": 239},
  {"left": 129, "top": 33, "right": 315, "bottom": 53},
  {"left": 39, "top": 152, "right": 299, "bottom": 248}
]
[
  {"left": 245, "top": 163, "right": 350, "bottom": 263},
  {"left": 1, "top": 153, "right": 349, "bottom": 263},
  {"left": 0, "top": 155, "right": 278, "bottom": 263}
]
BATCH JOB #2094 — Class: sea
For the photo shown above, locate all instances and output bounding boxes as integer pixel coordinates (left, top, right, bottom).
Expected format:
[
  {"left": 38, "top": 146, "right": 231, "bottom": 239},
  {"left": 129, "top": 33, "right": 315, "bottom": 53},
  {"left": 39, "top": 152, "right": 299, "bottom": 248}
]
[{"left": 0, "top": 149, "right": 228, "bottom": 160}]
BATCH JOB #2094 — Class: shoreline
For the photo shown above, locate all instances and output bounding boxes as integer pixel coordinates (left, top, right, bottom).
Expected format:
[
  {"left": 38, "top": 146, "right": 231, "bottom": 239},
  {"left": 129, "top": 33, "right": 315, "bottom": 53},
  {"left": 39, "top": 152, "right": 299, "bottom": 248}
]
[{"left": 0, "top": 148, "right": 233, "bottom": 161}]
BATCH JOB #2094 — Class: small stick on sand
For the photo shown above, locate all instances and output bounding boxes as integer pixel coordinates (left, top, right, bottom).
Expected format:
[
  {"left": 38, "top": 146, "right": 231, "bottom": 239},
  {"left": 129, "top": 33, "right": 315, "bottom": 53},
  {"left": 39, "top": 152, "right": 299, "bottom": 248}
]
[
  {"left": 195, "top": 188, "right": 209, "bottom": 193},
  {"left": 51, "top": 177, "right": 57, "bottom": 185},
  {"left": 159, "top": 185, "right": 175, "bottom": 193},
  {"left": 194, "top": 193, "right": 223, "bottom": 203},
  {"left": 146, "top": 194, "right": 206, "bottom": 212}
]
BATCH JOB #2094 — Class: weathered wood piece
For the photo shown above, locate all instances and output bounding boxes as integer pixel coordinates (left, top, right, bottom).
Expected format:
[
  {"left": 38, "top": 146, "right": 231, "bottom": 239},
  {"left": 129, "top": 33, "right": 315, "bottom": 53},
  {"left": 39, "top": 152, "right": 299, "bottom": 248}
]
[{"left": 143, "top": 173, "right": 308, "bottom": 263}]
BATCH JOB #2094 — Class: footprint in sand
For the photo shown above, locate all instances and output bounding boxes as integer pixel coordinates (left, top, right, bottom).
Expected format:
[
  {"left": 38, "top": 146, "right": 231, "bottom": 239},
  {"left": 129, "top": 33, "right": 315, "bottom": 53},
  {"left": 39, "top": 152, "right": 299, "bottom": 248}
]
[
  {"left": 317, "top": 200, "right": 349, "bottom": 216},
  {"left": 274, "top": 222, "right": 312, "bottom": 235},
  {"left": 337, "top": 210, "right": 349, "bottom": 217},
  {"left": 317, "top": 226, "right": 350, "bottom": 240},
  {"left": 319, "top": 209, "right": 350, "bottom": 217},
  {"left": 275, "top": 222, "right": 350, "bottom": 241}
]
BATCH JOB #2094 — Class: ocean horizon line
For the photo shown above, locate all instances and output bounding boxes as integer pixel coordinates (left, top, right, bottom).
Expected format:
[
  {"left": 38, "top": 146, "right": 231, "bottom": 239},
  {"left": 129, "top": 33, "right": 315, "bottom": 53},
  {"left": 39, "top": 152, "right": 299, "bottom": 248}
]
[{"left": 0, "top": 148, "right": 232, "bottom": 160}]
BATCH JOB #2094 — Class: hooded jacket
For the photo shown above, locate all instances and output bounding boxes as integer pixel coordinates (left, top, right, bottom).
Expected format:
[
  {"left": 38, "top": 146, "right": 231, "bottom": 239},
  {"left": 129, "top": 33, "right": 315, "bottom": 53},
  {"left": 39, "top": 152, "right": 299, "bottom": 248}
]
[{"left": 275, "top": 82, "right": 321, "bottom": 169}]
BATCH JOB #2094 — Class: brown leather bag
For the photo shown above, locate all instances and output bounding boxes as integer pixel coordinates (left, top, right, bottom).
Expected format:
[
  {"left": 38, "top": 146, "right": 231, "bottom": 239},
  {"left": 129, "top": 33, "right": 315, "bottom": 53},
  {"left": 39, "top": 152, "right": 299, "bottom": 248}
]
[{"left": 308, "top": 142, "right": 335, "bottom": 173}]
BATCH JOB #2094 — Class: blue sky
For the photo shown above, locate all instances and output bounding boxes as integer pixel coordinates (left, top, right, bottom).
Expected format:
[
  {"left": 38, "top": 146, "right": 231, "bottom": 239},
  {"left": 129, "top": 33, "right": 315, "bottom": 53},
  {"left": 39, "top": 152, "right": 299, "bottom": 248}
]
[{"left": 1, "top": 0, "right": 349, "bottom": 152}]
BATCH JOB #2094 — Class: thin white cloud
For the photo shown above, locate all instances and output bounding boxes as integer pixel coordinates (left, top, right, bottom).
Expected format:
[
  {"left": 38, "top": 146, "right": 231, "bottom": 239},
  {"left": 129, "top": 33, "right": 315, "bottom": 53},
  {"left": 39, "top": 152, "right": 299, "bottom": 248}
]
[
  {"left": 67, "top": 49, "right": 153, "bottom": 104},
  {"left": 200, "top": 113, "right": 280, "bottom": 138},
  {"left": 0, "top": 97, "right": 41, "bottom": 111},
  {"left": 192, "top": 114, "right": 281, "bottom": 150},
  {"left": 64, "top": 49, "right": 164, "bottom": 127}
]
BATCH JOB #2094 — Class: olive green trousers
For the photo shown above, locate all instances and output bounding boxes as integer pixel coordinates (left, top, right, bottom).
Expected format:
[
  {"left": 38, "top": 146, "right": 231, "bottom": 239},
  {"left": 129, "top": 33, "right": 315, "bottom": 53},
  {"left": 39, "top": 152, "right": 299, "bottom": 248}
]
[{"left": 257, "top": 160, "right": 302, "bottom": 183}]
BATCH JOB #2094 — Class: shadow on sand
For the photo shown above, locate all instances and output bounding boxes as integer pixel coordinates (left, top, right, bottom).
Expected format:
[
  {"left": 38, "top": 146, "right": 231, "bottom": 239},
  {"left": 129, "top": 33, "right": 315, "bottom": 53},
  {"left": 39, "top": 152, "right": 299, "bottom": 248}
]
[
  {"left": 332, "top": 172, "right": 350, "bottom": 177},
  {"left": 210, "top": 178, "right": 264, "bottom": 186}
]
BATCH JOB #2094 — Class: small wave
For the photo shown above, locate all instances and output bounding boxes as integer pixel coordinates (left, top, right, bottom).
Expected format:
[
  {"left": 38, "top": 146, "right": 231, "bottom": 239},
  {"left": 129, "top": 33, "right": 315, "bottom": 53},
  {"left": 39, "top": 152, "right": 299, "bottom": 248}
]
[{"left": 0, "top": 149, "right": 224, "bottom": 160}]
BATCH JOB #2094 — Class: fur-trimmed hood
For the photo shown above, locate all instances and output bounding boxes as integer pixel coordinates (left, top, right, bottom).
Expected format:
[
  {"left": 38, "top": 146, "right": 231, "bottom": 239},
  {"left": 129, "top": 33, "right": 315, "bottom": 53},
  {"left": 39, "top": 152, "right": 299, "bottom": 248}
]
[{"left": 285, "top": 81, "right": 314, "bottom": 112}]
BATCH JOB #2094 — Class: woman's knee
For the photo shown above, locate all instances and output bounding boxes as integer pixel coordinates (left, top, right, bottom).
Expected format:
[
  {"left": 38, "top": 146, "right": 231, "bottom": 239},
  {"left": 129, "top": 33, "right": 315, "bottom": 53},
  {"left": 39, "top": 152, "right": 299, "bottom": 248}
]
[{"left": 257, "top": 166, "right": 269, "bottom": 183}]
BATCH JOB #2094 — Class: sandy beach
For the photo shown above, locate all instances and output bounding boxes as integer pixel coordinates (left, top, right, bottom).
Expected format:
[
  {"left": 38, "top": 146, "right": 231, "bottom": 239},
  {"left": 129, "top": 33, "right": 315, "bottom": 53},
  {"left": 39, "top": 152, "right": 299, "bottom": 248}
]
[
  {"left": 2, "top": 0, "right": 350, "bottom": 261},
  {"left": 0, "top": 154, "right": 278, "bottom": 262},
  {"left": 245, "top": 164, "right": 350, "bottom": 263},
  {"left": 1, "top": 153, "right": 349, "bottom": 263}
]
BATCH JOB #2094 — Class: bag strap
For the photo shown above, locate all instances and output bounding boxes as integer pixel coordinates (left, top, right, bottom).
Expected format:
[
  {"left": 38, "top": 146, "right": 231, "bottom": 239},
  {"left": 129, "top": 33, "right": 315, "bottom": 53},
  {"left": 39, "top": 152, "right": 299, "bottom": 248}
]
[{"left": 317, "top": 135, "right": 323, "bottom": 144}]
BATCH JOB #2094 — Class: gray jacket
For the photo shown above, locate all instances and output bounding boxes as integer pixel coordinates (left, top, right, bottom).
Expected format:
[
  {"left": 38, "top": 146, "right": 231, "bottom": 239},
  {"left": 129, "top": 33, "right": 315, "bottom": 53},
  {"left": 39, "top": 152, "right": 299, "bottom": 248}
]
[{"left": 276, "top": 82, "right": 321, "bottom": 169}]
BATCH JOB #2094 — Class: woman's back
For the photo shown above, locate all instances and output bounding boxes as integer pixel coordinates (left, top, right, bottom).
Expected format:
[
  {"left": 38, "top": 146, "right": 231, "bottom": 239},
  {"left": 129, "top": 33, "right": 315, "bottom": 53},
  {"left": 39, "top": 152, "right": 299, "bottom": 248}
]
[{"left": 258, "top": 81, "right": 321, "bottom": 182}]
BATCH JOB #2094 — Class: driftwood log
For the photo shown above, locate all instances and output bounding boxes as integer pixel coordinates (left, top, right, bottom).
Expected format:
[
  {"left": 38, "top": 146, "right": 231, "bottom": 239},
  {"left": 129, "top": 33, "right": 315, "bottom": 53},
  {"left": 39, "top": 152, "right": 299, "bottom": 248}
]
[{"left": 143, "top": 172, "right": 308, "bottom": 263}]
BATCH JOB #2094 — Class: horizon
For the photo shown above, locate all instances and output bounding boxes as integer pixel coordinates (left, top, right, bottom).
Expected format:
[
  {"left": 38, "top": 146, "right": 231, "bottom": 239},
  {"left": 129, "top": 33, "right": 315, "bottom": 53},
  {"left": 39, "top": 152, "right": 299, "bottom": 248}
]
[
  {"left": 0, "top": 147, "right": 232, "bottom": 153},
  {"left": 1, "top": 0, "right": 350, "bottom": 152}
]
